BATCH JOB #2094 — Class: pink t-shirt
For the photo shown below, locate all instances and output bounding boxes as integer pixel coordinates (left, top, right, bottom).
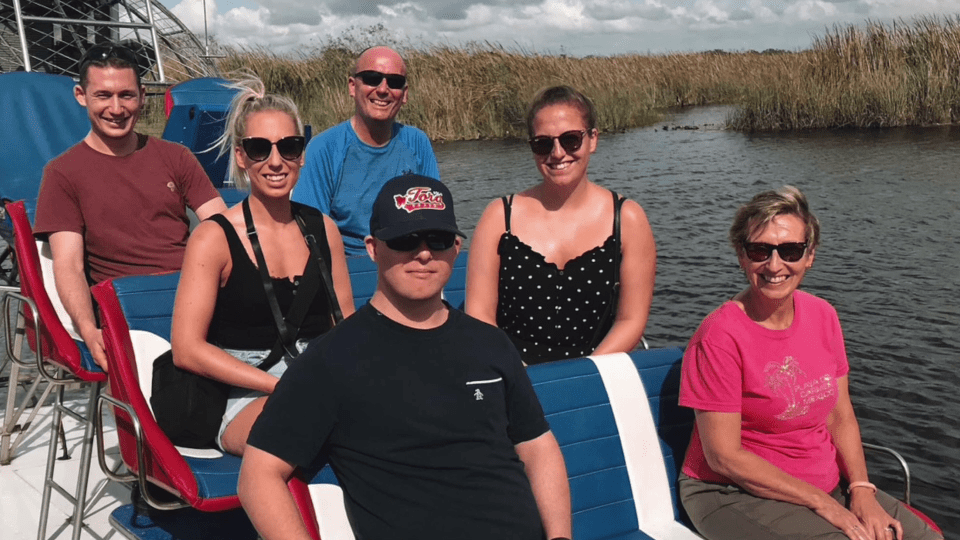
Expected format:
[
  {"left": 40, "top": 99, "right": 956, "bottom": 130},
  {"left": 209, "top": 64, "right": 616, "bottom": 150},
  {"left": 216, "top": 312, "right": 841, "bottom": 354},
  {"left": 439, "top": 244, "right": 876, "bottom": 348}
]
[{"left": 679, "top": 290, "right": 850, "bottom": 492}]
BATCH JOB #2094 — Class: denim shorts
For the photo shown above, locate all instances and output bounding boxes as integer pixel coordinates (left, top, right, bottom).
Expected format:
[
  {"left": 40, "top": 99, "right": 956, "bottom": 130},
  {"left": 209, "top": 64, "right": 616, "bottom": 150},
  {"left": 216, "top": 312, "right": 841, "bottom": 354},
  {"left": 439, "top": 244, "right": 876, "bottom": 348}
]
[{"left": 215, "top": 340, "right": 309, "bottom": 451}]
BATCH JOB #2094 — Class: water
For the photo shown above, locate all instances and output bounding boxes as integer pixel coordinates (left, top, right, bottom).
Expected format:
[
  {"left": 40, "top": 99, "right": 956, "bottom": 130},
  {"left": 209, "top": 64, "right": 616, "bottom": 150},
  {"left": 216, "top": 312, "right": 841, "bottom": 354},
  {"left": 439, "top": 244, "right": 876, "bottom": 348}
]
[{"left": 434, "top": 107, "right": 960, "bottom": 536}]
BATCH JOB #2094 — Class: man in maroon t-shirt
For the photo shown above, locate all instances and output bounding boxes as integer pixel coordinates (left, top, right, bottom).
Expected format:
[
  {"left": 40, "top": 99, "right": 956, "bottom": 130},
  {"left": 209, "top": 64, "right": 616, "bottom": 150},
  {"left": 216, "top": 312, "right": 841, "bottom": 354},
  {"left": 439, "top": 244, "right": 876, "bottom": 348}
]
[{"left": 33, "top": 43, "right": 226, "bottom": 371}]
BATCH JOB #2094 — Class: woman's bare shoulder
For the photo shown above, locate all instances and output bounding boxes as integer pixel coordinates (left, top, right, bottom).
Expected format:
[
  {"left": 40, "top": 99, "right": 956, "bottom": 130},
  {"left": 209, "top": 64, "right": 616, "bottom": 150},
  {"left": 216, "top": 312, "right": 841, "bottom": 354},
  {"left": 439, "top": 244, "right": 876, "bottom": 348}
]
[
  {"left": 189, "top": 218, "right": 229, "bottom": 244},
  {"left": 619, "top": 197, "right": 651, "bottom": 226}
]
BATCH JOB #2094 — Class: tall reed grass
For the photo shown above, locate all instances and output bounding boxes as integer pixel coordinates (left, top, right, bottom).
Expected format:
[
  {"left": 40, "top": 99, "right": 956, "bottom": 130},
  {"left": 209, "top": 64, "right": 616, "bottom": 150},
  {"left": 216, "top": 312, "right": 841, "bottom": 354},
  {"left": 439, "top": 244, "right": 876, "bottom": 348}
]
[
  {"left": 212, "top": 43, "right": 795, "bottom": 140},
  {"left": 145, "top": 17, "right": 960, "bottom": 138},
  {"left": 730, "top": 16, "right": 960, "bottom": 130}
]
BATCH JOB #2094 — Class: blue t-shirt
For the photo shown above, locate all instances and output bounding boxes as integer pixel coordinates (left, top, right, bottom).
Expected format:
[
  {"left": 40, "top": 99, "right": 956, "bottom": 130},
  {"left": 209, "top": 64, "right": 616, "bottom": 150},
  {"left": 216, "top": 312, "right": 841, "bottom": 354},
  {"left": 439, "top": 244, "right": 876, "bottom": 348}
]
[{"left": 292, "top": 120, "right": 440, "bottom": 256}]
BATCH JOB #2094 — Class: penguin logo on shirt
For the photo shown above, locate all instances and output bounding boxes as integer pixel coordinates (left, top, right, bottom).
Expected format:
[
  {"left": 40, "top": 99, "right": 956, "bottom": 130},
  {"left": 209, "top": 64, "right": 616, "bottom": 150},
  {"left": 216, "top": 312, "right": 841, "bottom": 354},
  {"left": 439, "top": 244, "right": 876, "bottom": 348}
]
[{"left": 466, "top": 377, "right": 502, "bottom": 402}]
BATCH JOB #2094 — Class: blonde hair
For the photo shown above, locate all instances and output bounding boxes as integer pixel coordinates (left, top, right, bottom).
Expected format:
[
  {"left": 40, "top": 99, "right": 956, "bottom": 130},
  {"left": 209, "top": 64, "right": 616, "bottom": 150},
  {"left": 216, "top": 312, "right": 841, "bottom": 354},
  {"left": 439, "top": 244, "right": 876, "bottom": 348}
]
[
  {"left": 729, "top": 185, "right": 821, "bottom": 254},
  {"left": 213, "top": 73, "right": 304, "bottom": 190}
]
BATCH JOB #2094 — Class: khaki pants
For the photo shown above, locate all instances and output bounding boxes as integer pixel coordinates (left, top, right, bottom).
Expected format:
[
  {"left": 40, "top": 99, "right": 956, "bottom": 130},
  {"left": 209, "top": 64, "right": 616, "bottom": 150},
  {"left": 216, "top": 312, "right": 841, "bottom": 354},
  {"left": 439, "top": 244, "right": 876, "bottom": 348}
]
[{"left": 679, "top": 473, "right": 943, "bottom": 540}]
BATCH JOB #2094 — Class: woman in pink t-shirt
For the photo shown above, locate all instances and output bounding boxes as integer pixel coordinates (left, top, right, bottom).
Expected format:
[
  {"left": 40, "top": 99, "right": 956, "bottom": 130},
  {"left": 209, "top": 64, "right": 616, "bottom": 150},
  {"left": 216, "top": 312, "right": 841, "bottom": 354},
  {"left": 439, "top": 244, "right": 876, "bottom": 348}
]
[{"left": 678, "top": 186, "right": 941, "bottom": 540}]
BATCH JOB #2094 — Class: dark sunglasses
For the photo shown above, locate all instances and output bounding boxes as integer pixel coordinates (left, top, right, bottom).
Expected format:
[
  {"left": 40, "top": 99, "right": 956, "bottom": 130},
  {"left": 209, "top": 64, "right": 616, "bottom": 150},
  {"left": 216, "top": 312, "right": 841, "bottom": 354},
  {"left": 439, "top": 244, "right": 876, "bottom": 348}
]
[
  {"left": 385, "top": 231, "right": 457, "bottom": 252},
  {"left": 353, "top": 70, "right": 407, "bottom": 90},
  {"left": 241, "top": 136, "right": 306, "bottom": 162},
  {"left": 80, "top": 43, "right": 140, "bottom": 72},
  {"left": 743, "top": 242, "right": 808, "bottom": 263},
  {"left": 528, "top": 130, "right": 587, "bottom": 156}
]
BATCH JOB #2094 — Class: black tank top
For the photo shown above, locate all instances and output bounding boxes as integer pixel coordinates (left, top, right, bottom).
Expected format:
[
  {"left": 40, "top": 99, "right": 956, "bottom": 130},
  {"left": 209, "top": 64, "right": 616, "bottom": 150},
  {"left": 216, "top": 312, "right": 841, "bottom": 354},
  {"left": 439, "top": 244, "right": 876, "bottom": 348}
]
[{"left": 206, "top": 203, "right": 334, "bottom": 349}]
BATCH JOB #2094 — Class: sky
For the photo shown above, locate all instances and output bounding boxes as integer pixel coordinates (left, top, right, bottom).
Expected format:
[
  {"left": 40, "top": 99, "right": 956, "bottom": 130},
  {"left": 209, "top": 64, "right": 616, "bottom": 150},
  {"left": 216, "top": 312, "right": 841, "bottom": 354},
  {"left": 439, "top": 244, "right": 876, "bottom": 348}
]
[{"left": 157, "top": 0, "right": 960, "bottom": 56}]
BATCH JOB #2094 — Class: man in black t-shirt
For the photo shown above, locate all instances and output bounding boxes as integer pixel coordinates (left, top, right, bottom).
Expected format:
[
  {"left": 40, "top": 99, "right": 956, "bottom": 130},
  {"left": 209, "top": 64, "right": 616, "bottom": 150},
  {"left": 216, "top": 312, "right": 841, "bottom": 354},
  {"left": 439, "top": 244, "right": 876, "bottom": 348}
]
[{"left": 239, "top": 174, "right": 572, "bottom": 540}]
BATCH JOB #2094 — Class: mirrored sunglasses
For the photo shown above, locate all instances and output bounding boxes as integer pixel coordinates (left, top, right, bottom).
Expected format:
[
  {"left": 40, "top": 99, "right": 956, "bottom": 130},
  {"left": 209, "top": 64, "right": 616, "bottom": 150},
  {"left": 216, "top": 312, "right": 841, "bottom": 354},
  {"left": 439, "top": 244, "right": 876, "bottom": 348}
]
[
  {"left": 385, "top": 231, "right": 457, "bottom": 252},
  {"left": 80, "top": 43, "right": 140, "bottom": 72},
  {"left": 528, "top": 130, "right": 587, "bottom": 156},
  {"left": 241, "top": 136, "right": 306, "bottom": 162},
  {"left": 354, "top": 70, "right": 407, "bottom": 90},
  {"left": 743, "top": 242, "right": 808, "bottom": 263}
]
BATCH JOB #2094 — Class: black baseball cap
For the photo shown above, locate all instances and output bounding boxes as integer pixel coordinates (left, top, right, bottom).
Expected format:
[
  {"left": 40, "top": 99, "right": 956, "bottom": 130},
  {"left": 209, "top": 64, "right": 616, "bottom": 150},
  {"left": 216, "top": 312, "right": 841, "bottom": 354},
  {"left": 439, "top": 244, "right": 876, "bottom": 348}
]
[{"left": 369, "top": 174, "right": 466, "bottom": 241}]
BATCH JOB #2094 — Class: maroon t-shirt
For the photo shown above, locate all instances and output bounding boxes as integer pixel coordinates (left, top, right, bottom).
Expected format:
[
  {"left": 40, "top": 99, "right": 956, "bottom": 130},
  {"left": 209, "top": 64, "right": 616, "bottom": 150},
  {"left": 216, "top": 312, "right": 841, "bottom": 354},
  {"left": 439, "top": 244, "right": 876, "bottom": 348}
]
[{"left": 34, "top": 134, "right": 219, "bottom": 284}]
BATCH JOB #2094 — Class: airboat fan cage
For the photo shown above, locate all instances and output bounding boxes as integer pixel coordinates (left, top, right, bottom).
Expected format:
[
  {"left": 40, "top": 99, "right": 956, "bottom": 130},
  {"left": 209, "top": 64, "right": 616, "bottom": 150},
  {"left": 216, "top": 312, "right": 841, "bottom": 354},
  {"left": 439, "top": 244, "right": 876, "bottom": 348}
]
[{"left": 0, "top": 0, "right": 220, "bottom": 85}]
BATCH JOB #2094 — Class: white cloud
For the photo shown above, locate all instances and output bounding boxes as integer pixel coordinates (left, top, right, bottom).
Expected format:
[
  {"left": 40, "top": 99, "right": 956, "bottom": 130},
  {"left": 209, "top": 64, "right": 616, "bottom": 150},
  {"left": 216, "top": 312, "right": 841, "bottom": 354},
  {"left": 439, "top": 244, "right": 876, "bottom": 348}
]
[
  {"left": 159, "top": 0, "right": 960, "bottom": 56},
  {"left": 167, "top": 0, "right": 214, "bottom": 34},
  {"left": 785, "top": 0, "right": 839, "bottom": 22}
]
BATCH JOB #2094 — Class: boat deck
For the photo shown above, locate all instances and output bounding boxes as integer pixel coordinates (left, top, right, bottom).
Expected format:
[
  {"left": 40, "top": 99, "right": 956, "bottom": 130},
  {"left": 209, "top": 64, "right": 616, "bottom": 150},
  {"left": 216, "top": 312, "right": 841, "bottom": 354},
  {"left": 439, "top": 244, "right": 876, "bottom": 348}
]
[{"left": 1, "top": 379, "right": 127, "bottom": 540}]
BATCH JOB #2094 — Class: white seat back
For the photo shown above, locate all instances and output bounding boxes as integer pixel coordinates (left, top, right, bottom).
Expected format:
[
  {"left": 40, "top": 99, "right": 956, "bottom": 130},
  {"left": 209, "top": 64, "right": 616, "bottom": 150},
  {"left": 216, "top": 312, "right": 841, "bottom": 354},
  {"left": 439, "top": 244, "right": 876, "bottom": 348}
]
[
  {"left": 591, "top": 353, "right": 702, "bottom": 540},
  {"left": 38, "top": 239, "right": 82, "bottom": 341},
  {"left": 307, "top": 483, "right": 355, "bottom": 540}
]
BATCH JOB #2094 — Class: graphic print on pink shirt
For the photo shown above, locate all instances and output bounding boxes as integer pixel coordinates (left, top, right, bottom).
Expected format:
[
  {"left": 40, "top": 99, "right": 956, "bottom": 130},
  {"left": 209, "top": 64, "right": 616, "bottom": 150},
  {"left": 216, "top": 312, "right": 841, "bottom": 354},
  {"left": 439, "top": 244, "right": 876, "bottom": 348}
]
[
  {"left": 679, "top": 291, "right": 850, "bottom": 492},
  {"left": 764, "top": 356, "right": 837, "bottom": 421}
]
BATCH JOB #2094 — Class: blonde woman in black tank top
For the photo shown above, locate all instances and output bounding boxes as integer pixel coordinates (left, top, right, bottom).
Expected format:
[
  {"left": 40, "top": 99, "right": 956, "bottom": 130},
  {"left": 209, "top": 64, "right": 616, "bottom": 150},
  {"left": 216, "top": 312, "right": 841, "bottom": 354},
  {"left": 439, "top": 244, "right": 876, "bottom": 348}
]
[{"left": 170, "top": 76, "right": 354, "bottom": 455}]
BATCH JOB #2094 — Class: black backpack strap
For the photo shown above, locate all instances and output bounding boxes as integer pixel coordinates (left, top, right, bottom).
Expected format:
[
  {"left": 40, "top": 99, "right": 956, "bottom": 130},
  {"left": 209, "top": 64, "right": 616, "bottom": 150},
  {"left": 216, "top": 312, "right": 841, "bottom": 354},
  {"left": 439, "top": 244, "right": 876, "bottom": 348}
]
[
  {"left": 242, "top": 198, "right": 298, "bottom": 370},
  {"left": 293, "top": 206, "right": 343, "bottom": 325}
]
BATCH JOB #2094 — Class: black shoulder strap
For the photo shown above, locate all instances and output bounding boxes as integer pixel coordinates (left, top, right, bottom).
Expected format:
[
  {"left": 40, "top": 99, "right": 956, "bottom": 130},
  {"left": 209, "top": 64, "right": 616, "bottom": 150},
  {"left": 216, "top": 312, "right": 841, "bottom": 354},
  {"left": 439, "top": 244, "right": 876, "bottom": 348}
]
[
  {"left": 274, "top": 212, "right": 322, "bottom": 352},
  {"left": 588, "top": 191, "right": 626, "bottom": 350},
  {"left": 208, "top": 213, "right": 246, "bottom": 263},
  {"left": 611, "top": 190, "right": 625, "bottom": 286},
  {"left": 293, "top": 206, "right": 343, "bottom": 325},
  {"left": 242, "top": 198, "right": 298, "bottom": 369},
  {"left": 501, "top": 194, "right": 514, "bottom": 233}
]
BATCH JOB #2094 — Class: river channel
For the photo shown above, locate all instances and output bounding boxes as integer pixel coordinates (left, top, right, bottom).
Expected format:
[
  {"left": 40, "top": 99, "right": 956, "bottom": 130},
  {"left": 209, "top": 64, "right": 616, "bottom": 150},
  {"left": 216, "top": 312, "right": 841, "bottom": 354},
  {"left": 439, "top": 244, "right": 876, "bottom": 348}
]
[{"left": 434, "top": 106, "right": 960, "bottom": 535}]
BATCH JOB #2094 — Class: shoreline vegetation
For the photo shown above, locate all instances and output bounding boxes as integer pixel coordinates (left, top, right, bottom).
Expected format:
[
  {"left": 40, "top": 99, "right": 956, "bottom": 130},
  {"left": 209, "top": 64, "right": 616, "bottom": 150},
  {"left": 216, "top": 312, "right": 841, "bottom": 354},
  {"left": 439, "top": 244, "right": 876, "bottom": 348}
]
[{"left": 148, "top": 16, "right": 960, "bottom": 140}]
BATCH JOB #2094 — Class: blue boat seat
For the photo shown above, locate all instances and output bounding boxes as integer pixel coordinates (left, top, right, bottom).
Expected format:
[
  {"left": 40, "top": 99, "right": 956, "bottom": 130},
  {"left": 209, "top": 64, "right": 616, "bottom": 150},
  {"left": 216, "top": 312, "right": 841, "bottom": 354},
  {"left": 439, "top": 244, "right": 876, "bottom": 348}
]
[
  {"left": 162, "top": 78, "right": 238, "bottom": 189},
  {"left": 529, "top": 350, "right": 699, "bottom": 540},
  {"left": 0, "top": 72, "right": 88, "bottom": 225}
]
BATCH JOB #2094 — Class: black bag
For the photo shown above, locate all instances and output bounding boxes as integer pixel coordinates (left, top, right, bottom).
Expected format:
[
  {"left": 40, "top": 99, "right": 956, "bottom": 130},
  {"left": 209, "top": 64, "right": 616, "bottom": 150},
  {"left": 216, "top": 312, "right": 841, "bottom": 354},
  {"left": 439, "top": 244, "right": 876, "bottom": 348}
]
[{"left": 151, "top": 349, "right": 230, "bottom": 448}]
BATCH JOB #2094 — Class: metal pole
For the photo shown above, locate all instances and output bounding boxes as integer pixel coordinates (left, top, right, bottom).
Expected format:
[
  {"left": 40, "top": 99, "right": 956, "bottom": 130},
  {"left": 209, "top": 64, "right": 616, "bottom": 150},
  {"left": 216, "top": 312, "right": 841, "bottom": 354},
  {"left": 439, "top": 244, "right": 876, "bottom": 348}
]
[
  {"left": 203, "top": 0, "right": 210, "bottom": 56},
  {"left": 144, "top": 0, "right": 166, "bottom": 83},
  {"left": 11, "top": 0, "right": 32, "bottom": 72}
]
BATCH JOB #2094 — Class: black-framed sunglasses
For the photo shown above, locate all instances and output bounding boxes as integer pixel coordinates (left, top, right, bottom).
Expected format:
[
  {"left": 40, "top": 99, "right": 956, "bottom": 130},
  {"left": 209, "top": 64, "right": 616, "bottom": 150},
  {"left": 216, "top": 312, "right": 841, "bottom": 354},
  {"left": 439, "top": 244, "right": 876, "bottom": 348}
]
[
  {"left": 742, "top": 242, "right": 808, "bottom": 263},
  {"left": 353, "top": 70, "right": 407, "bottom": 90},
  {"left": 528, "top": 130, "right": 588, "bottom": 156},
  {"left": 385, "top": 231, "right": 457, "bottom": 252},
  {"left": 80, "top": 43, "right": 140, "bottom": 73},
  {"left": 241, "top": 136, "right": 306, "bottom": 162}
]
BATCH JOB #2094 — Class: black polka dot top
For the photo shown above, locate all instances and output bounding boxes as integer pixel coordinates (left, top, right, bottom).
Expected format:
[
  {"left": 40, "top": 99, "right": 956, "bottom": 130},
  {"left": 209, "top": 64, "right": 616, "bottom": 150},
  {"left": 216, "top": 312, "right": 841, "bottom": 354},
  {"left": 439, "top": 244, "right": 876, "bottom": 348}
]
[{"left": 495, "top": 192, "right": 622, "bottom": 365}]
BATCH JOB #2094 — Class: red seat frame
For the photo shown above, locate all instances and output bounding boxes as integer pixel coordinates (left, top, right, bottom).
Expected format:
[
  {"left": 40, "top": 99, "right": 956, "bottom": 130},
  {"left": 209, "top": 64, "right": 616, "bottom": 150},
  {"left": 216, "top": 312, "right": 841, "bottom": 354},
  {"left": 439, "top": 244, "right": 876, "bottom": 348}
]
[{"left": 3, "top": 200, "right": 106, "bottom": 540}]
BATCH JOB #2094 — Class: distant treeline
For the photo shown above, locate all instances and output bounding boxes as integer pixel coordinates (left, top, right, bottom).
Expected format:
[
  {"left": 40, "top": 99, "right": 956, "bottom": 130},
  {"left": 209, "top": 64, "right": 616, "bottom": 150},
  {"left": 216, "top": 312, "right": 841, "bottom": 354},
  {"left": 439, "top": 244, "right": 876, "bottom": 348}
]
[{"left": 160, "top": 16, "right": 960, "bottom": 138}]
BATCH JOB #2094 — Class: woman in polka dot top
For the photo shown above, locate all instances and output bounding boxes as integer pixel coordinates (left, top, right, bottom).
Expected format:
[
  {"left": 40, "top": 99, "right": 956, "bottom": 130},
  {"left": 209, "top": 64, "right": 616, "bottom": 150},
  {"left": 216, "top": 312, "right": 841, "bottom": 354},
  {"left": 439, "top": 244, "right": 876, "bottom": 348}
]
[{"left": 466, "top": 86, "right": 657, "bottom": 364}]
